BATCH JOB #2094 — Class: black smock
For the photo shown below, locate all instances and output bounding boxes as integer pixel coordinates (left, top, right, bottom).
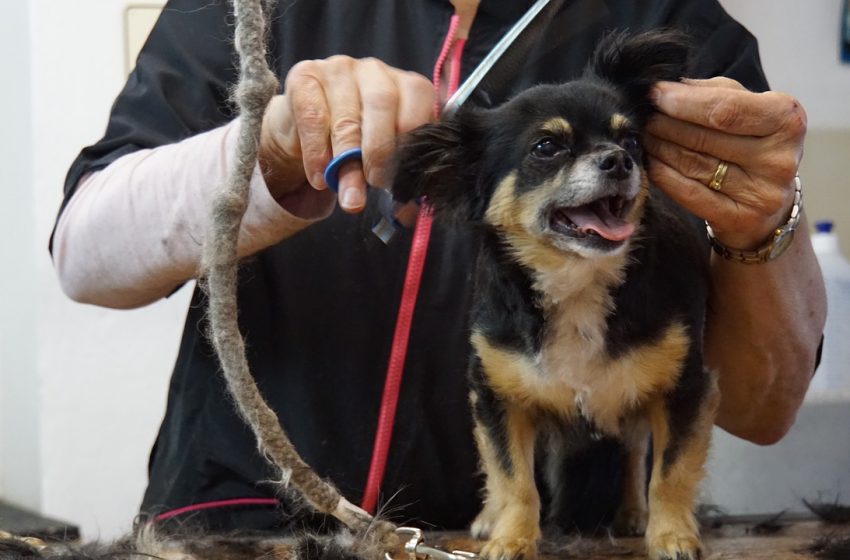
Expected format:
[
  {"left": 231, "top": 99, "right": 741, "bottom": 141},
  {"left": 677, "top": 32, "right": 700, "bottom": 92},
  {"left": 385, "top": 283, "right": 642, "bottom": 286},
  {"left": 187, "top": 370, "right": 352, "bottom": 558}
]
[{"left": 56, "top": 0, "right": 768, "bottom": 533}]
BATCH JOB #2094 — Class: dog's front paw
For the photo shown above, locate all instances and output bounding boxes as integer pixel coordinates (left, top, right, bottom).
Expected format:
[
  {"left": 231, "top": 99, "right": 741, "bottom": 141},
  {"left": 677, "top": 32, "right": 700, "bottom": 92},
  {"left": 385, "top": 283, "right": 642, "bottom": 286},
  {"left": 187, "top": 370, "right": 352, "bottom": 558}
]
[
  {"left": 479, "top": 537, "right": 537, "bottom": 560},
  {"left": 613, "top": 504, "right": 648, "bottom": 536},
  {"left": 471, "top": 511, "right": 496, "bottom": 540},
  {"left": 646, "top": 531, "right": 702, "bottom": 560}
]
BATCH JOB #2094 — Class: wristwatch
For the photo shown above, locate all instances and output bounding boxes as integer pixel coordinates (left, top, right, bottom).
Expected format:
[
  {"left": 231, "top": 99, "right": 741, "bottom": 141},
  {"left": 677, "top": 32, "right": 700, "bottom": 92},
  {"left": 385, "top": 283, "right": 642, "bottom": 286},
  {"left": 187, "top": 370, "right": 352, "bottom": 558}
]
[{"left": 706, "top": 175, "right": 803, "bottom": 264}]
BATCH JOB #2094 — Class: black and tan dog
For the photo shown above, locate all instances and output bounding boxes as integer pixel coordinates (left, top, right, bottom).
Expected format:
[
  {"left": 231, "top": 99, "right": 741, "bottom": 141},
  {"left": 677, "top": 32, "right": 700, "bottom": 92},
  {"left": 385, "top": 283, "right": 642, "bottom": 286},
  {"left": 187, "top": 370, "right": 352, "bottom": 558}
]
[{"left": 393, "top": 31, "right": 718, "bottom": 560}]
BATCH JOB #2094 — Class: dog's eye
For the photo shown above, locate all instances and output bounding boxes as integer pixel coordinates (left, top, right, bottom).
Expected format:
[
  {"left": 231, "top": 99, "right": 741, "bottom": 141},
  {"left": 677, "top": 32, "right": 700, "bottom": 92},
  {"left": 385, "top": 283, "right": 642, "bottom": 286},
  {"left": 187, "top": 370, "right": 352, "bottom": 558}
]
[
  {"left": 531, "top": 138, "right": 568, "bottom": 159},
  {"left": 621, "top": 134, "right": 640, "bottom": 152}
]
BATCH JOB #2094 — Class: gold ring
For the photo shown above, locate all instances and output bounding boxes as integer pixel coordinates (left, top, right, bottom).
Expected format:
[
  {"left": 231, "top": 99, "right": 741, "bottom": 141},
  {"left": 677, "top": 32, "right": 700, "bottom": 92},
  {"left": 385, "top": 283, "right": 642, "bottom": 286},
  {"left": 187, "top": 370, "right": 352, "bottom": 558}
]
[{"left": 708, "top": 161, "right": 729, "bottom": 191}]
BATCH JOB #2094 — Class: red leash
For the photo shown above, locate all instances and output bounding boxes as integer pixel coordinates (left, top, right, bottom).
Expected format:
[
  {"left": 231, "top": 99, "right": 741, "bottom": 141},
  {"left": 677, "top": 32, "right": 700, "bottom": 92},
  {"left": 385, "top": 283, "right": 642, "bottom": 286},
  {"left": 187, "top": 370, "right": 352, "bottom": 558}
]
[{"left": 360, "top": 15, "right": 466, "bottom": 514}]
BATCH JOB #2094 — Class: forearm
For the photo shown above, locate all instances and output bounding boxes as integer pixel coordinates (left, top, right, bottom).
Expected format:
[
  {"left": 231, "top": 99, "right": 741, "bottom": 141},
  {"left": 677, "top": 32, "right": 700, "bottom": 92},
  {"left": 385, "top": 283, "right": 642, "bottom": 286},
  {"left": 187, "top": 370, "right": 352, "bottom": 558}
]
[
  {"left": 707, "top": 215, "right": 826, "bottom": 445},
  {"left": 53, "top": 119, "right": 334, "bottom": 309}
]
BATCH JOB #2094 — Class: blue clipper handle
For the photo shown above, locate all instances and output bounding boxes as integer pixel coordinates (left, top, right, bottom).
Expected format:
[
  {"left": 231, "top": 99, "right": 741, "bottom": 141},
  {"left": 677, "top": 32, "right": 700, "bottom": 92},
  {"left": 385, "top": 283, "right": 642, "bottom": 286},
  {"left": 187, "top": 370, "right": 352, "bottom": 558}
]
[
  {"left": 323, "top": 147, "right": 364, "bottom": 193},
  {"left": 322, "top": 147, "right": 413, "bottom": 244}
]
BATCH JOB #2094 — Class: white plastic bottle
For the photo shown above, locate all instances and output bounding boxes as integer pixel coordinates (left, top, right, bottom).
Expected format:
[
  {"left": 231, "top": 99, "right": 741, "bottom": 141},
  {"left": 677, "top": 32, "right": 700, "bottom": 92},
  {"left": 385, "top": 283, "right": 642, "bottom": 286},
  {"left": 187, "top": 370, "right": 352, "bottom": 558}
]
[{"left": 809, "top": 220, "right": 850, "bottom": 396}]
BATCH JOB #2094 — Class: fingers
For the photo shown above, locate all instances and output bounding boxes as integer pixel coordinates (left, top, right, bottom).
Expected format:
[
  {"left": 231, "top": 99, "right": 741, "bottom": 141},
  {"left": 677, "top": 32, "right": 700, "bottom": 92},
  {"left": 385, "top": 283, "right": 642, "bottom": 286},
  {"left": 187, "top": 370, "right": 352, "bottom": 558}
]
[
  {"left": 644, "top": 136, "right": 781, "bottom": 215},
  {"left": 645, "top": 115, "right": 766, "bottom": 168},
  {"left": 394, "top": 70, "right": 436, "bottom": 133},
  {"left": 646, "top": 156, "right": 765, "bottom": 249},
  {"left": 652, "top": 81, "right": 807, "bottom": 138},
  {"left": 644, "top": 78, "right": 806, "bottom": 250},
  {"left": 325, "top": 59, "right": 366, "bottom": 210},
  {"left": 645, "top": 127, "right": 794, "bottom": 248},
  {"left": 286, "top": 64, "right": 333, "bottom": 188},
  {"left": 282, "top": 56, "right": 433, "bottom": 213},
  {"left": 681, "top": 76, "right": 747, "bottom": 91},
  {"left": 357, "top": 59, "right": 398, "bottom": 190}
]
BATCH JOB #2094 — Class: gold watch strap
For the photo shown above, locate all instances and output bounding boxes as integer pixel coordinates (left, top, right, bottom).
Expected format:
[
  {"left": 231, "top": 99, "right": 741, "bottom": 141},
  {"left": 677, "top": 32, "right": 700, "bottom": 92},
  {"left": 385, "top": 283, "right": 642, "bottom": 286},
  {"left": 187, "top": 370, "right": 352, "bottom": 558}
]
[{"left": 706, "top": 175, "right": 803, "bottom": 264}]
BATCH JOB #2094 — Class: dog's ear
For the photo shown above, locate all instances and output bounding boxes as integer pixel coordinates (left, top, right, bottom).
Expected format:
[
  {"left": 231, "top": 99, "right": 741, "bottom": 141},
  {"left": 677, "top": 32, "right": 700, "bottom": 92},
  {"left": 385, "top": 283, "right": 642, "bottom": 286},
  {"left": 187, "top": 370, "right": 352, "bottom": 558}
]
[
  {"left": 391, "top": 110, "right": 486, "bottom": 222},
  {"left": 586, "top": 29, "right": 691, "bottom": 120}
]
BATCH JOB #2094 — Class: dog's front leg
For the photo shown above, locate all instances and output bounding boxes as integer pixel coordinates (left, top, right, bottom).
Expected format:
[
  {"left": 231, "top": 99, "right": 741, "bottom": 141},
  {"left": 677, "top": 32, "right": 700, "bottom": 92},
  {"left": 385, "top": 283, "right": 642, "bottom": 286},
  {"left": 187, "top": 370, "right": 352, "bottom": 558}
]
[
  {"left": 468, "top": 352, "right": 541, "bottom": 560},
  {"left": 471, "top": 400, "right": 540, "bottom": 560},
  {"left": 644, "top": 371, "right": 719, "bottom": 560},
  {"left": 613, "top": 418, "right": 650, "bottom": 536}
]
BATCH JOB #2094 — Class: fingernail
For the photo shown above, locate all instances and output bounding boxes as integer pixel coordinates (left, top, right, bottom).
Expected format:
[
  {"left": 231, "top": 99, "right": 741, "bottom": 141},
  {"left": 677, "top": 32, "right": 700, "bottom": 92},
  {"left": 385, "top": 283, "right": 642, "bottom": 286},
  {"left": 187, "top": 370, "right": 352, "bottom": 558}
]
[
  {"left": 649, "top": 86, "right": 662, "bottom": 104},
  {"left": 341, "top": 187, "right": 364, "bottom": 210},
  {"left": 312, "top": 172, "right": 327, "bottom": 190}
]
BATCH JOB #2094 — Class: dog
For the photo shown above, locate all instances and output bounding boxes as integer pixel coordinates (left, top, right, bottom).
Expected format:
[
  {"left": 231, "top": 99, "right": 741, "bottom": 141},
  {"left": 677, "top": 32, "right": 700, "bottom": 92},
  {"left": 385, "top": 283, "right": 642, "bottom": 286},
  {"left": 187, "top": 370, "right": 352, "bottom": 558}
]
[{"left": 392, "top": 30, "right": 719, "bottom": 560}]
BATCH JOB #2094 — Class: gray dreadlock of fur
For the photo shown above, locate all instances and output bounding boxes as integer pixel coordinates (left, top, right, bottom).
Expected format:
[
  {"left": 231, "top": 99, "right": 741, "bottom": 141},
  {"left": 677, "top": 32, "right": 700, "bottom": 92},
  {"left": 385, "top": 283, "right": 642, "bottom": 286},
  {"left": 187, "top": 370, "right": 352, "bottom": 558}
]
[
  {"left": 0, "top": 526, "right": 377, "bottom": 560},
  {"left": 200, "top": 0, "right": 399, "bottom": 551}
]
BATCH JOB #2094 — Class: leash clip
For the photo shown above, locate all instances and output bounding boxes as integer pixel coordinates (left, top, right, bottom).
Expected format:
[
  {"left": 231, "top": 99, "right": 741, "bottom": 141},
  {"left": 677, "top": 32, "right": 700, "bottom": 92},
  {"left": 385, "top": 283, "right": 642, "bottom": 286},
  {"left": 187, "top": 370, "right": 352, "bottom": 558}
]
[{"left": 385, "top": 527, "right": 478, "bottom": 560}]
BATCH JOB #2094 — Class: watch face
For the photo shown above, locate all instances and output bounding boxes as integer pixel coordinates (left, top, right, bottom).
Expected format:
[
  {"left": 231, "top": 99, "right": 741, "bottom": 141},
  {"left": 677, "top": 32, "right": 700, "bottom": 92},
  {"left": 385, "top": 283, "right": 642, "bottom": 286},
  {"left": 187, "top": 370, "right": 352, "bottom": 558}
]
[{"left": 769, "top": 229, "right": 795, "bottom": 260}]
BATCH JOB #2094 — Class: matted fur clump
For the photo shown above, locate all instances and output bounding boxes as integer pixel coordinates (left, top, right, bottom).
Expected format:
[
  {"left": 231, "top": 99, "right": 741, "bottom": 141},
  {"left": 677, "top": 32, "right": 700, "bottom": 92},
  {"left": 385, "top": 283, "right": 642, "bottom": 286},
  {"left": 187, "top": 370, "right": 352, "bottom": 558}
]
[
  {"left": 198, "top": 0, "right": 398, "bottom": 547},
  {"left": 804, "top": 499, "right": 850, "bottom": 525},
  {"left": 0, "top": 527, "right": 382, "bottom": 560}
]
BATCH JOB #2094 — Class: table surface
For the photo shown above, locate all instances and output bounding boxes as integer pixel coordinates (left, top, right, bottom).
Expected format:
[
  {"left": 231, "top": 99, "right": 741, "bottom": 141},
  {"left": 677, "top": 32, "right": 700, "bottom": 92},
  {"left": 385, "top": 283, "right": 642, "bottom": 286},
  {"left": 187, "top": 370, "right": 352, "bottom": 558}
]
[
  {"left": 0, "top": 501, "right": 79, "bottom": 541},
  {"left": 429, "top": 519, "right": 850, "bottom": 560},
  {"left": 1, "top": 510, "right": 848, "bottom": 559}
]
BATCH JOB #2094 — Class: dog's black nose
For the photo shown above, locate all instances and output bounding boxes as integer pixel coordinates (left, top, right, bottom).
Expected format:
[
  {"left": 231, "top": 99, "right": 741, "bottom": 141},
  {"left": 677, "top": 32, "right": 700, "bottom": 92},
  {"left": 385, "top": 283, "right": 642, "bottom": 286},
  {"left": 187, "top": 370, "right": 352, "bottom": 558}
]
[{"left": 597, "top": 149, "right": 634, "bottom": 179}]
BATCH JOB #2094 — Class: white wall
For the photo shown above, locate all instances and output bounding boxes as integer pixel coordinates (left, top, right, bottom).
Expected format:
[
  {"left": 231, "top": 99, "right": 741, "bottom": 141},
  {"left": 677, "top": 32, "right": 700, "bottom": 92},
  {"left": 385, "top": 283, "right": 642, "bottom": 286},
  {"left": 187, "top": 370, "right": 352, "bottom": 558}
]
[
  {"left": 0, "top": 0, "right": 40, "bottom": 509},
  {"left": 1, "top": 0, "right": 187, "bottom": 540},
  {"left": 711, "top": 0, "right": 850, "bottom": 515},
  {"left": 720, "top": 0, "right": 850, "bottom": 130},
  {"left": 720, "top": 0, "right": 850, "bottom": 251}
]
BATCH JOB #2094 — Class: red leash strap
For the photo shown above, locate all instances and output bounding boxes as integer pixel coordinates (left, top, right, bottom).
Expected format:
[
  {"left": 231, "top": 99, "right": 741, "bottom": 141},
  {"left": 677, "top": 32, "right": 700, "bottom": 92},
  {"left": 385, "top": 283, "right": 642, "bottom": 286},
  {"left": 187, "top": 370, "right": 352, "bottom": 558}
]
[
  {"left": 360, "top": 15, "right": 465, "bottom": 514},
  {"left": 360, "top": 207, "right": 434, "bottom": 513},
  {"left": 152, "top": 498, "right": 279, "bottom": 523}
]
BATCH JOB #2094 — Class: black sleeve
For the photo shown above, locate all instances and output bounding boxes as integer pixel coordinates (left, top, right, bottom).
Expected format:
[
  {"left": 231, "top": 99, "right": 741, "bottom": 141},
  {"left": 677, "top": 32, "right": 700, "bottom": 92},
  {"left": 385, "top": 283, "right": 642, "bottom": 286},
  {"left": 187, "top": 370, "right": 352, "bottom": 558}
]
[
  {"left": 629, "top": 0, "right": 771, "bottom": 91},
  {"left": 607, "top": 0, "right": 770, "bottom": 91},
  {"left": 687, "top": 16, "right": 770, "bottom": 92},
  {"left": 54, "top": 0, "right": 240, "bottom": 229}
]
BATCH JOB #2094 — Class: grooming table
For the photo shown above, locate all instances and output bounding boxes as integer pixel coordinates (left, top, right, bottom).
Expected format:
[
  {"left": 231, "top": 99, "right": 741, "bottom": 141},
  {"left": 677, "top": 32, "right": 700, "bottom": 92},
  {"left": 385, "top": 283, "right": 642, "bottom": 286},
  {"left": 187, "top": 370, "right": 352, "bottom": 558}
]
[
  {"left": 430, "top": 518, "right": 850, "bottom": 559},
  {"left": 0, "top": 501, "right": 79, "bottom": 541},
  {"left": 1, "top": 514, "right": 847, "bottom": 559}
]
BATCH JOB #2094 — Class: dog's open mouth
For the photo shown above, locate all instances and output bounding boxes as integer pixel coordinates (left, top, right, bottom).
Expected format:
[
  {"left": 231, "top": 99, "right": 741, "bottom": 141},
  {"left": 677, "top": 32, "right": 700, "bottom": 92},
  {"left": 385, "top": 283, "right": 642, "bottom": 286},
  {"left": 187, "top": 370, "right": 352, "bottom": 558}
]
[{"left": 549, "top": 195, "right": 636, "bottom": 242}]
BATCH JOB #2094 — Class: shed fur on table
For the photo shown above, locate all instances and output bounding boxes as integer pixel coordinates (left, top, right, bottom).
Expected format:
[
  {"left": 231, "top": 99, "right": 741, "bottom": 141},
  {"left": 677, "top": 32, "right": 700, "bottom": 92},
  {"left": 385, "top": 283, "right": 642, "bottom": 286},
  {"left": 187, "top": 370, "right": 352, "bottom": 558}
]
[{"left": 2, "top": 519, "right": 849, "bottom": 560}]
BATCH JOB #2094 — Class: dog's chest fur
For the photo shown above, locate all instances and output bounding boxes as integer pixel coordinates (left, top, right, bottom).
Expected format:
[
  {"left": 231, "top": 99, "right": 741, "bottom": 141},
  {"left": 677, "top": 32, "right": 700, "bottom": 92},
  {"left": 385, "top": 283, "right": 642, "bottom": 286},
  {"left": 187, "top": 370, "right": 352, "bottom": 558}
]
[{"left": 473, "top": 236, "right": 689, "bottom": 437}]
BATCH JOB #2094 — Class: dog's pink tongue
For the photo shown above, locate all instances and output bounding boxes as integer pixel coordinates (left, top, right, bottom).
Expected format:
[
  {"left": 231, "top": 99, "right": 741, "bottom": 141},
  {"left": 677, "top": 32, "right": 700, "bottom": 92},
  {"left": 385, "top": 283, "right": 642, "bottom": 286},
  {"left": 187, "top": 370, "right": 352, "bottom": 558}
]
[{"left": 564, "top": 202, "right": 635, "bottom": 241}]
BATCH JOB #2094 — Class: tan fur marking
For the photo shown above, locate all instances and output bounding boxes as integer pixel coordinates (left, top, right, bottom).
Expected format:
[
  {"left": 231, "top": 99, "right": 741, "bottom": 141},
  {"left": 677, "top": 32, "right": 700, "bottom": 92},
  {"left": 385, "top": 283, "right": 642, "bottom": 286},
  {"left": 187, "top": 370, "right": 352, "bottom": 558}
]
[
  {"left": 483, "top": 173, "right": 518, "bottom": 229},
  {"left": 484, "top": 173, "right": 567, "bottom": 273},
  {"left": 471, "top": 416, "right": 507, "bottom": 538},
  {"left": 472, "top": 402, "right": 541, "bottom": 560},
  {"left": 645, "top": 375, "right": 720, "bottom": 560},
  {"left": 472, "top": 331, "right": 574, "bottom": 412},
  {"left": 472, "top": 321, "right": 690, "bottom": 437},
  {"left": 540, "top": 117, "right": 573, "bottom": 137},
  {"left": 611, "top": 113, "right": 631, "bottom": 131},
  {"left": 619, "top": 170, "right": 651, "bottom": 229}
]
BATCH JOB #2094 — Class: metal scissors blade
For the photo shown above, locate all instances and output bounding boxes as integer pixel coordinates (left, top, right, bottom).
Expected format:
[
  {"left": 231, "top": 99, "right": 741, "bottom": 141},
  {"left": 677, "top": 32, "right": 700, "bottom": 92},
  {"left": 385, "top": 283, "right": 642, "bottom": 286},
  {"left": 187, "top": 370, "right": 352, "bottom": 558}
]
[{"left": 443, "top": 0, "right": 563, "bottom": 117}]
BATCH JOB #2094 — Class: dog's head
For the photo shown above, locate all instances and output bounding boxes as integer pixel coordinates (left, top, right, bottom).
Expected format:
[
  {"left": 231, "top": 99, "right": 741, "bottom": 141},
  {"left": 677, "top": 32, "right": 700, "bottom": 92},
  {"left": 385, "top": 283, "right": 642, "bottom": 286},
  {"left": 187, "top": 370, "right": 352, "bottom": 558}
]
[{"left": 393, "top": 30, "right": 689, "bottom": 264}]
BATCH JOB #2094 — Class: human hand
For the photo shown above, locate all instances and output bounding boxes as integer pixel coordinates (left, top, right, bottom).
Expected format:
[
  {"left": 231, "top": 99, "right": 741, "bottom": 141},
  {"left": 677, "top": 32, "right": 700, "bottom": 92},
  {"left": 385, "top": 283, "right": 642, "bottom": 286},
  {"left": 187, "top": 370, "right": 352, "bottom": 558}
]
[
  {"left": 643, "top": 78, "right": 807, "bottom": 251},
  {"left": 259, "top": 56, "right": 433, "bottom": 214}
]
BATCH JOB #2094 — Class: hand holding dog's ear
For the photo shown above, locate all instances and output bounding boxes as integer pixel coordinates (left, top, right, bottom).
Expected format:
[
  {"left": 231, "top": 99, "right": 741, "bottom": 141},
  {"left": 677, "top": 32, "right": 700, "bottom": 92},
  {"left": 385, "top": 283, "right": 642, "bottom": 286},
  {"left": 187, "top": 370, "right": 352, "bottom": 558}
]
[
  {"left": 644, "top": 78, "right": 806, "bottom": 251},
  {"left": 259, "top": 56, "right": 434, "bottom": 214}
]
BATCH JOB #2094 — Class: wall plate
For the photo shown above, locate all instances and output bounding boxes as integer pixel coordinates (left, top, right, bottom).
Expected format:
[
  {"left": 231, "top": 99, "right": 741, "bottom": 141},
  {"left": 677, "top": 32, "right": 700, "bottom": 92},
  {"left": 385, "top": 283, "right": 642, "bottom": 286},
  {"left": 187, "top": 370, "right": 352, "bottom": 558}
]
[{"left": 124, "top": 3, "right": 165, "bottom": 76}]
